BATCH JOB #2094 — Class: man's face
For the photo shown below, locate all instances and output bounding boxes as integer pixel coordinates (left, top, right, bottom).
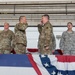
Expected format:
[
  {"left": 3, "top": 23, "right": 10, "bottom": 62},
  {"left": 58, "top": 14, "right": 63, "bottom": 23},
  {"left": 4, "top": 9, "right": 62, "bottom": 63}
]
[
  {"left": 20, "top": 17, "right": 27, "bottom": 23},
  {"left": 41, "top": 16, "right": 47, "bottom": 24},
  {"left": 67, "top": 23, "right": 73, "bottom": 30},
  {"left": 22, "top": 17, "right": 27, "bottom": 23},
  {"left": 4, "top": 23, "right": 9, "bottom": 30}
]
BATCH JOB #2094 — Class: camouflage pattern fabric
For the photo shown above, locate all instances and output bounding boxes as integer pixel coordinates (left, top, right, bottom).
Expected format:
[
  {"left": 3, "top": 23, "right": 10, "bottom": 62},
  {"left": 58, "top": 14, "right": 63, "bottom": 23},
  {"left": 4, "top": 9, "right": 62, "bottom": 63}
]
[
  {"left": 0, "top": 29, "right": 15, "bottom": 54},
  {"left": 14, "top": 23, "right": 28, "bottom": 54},
  {"left": 60, "top": 31, "right": 75, "bottom": 55},
  {"left": 38, "top": 21, "right": 55, "bottom": 54}
]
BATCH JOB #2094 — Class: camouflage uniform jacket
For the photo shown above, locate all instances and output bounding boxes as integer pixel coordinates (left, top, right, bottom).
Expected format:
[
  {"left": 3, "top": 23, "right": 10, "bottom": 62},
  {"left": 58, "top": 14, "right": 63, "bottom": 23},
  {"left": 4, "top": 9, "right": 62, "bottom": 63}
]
[
  {"left": 60, "top": 31, "right": 75, "bottom": 51},
  {"left": 0, "top": 29, "right": 15, "bottom": 50},
  {"left": 38, "top": 21, "right": 54, "bottom": 50},
  {"left": 14, "top": 23, "right": 28, "bottom": 46}
]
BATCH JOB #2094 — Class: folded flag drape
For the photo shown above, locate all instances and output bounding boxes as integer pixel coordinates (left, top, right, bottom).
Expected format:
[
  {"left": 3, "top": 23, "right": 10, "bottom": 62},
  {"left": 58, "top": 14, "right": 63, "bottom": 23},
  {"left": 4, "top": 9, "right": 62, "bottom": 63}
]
[{"left": 0, "top": 54, "right": 75, "bottom": 75}]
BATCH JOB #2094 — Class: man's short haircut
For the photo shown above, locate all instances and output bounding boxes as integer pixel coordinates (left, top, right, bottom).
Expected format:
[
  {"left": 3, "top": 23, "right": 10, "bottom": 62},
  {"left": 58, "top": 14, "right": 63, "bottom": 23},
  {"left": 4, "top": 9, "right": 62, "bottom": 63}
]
[
  {"left": 19, "top": 16, "right": 26, "bottom": 21},
  {"left": 42, "top": 14, "right": 50, "bottom": 20},
  {"left": 67, "top": 22, "right": 73, "bottom": 26}
]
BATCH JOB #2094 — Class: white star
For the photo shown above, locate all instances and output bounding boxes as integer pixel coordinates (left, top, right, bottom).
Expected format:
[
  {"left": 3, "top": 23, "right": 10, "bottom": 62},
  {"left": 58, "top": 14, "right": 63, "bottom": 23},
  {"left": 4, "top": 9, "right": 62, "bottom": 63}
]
[
  {"left": 57, "top": 72, "right": 63, "bottom": 75},
  {"left": 41, "top": 55, "right": 46, "bottom": 58},
  {"left": 51, "top": 71, "right": 56, "bottom": 75},
  {"left": 44, "top": 63, "right": 49, "bottom": 67}
]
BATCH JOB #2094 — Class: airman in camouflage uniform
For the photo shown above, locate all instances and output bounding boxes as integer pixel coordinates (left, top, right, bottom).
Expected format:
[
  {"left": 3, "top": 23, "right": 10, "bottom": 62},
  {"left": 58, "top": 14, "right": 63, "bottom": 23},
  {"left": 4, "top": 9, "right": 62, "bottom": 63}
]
[
  {"left": 60, "top": 22, "right": 75, "bottom": 55},
  {"left": 38, "top": 14, "right": 56, "bottom": 54},
  {"left": 14, "top": 16, "right": 28, "bottom": 54},
  {"left": 0, "top": 22, "right": 15, "bottom": 54}
]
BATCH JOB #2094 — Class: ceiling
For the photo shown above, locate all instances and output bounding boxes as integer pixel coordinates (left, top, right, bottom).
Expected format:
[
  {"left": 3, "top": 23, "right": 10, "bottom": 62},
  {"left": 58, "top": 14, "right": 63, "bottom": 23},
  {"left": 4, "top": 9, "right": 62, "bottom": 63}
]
[
  {"left": 0, "top": 1, "right": 75, "bottom": 15},
  {"left": 0, "top": 1, "right": 75, "bottom": 26}
]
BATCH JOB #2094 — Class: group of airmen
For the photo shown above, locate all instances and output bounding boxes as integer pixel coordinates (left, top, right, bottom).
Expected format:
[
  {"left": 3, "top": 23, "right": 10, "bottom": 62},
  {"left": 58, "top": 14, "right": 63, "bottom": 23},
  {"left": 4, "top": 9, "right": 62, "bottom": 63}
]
[
  {"left": 0, "top": 14, "right": 75, "bottom": 55},
  {"left": 0, "top": 16, "right": 28, "bottom": 54}
]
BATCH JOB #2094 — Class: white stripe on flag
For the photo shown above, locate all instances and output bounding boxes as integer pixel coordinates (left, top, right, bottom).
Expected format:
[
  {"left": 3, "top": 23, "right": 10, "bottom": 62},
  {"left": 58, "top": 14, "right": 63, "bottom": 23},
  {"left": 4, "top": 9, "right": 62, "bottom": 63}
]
[
  {"left": 32, "top": 55, "right": 50, "bottom": 75},
  {"left": 68, "top": 62, "right": 75, "bottom": 70},
  {"left": 0, "top": 67, "right": 37, "bottom": 75},
  {"left": 48, "top": 55, "right": 68, "bottom": 71},
  {"left": 48, "top": 55, "right": 75, "bottom": 71}
]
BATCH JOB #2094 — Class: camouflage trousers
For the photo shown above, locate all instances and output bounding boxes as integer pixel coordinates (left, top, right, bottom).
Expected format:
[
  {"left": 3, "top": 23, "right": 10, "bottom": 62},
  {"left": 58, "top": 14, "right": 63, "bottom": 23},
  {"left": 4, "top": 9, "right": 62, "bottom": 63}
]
[
  {"left": 40, "top": 49, "right": 52, "bottom": 55},
  {"left": 14, "top": 44, "right": 26, "bottom": 54},
  {"left": 38, "top": 45, "right": 52, "bottom": 55},
  {"left": 0, "top": 49, "right": 11, "bottom": 54},
  {"left": 63, "top": 50, "right": 75, "bottom": 55}
]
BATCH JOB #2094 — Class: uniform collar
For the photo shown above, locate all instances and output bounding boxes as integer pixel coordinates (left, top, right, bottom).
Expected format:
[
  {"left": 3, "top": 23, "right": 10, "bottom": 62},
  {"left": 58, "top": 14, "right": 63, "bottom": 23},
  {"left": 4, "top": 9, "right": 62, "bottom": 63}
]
[
  {"left": 44, "top": 21, "right": 50, "bottom": 26},
  {"left": 66, "top": 30, "right": 74, "bottom": 34}
]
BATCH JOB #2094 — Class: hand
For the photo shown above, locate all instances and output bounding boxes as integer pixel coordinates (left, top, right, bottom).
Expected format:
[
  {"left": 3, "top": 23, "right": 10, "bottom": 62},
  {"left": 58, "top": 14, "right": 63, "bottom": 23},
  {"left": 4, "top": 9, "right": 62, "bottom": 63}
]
[
  {"left": 20, "top": 20, "right": 24, "bottom": 23},
  {"left": 40, "top": 20, "right": 43, "bottom": 25},
  {"left": 61, "top": 50, "right": 64, "bottom": 53},
  {"left": 52, "top": 50, "right": 54, "bottom": 53},
  {"left": 45, "top": 46, "right": 49, "bottom": 50}
]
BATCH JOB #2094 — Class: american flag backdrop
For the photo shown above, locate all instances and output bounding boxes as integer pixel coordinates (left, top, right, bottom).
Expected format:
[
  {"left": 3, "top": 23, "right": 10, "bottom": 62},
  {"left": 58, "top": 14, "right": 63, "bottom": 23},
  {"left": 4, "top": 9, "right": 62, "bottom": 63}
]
[{"left": 0, "top": 54, "right": 75, "bottom": 75}]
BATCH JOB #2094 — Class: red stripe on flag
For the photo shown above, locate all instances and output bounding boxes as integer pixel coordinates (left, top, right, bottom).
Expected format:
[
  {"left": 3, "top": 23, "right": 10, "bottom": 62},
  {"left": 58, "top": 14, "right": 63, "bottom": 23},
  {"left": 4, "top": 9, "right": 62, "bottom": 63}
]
[
  {"left": 56, "top": 55, "right": 75, "bottom": 62},
  {"left": 27, "top": 54, "right": 42, "bottom": 75}
]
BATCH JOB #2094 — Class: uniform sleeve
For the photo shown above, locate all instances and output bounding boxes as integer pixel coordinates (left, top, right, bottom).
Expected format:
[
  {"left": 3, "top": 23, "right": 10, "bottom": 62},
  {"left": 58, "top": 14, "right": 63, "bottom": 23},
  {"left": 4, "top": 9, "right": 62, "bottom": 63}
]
[
  {"left": 44, "top": 25, "right": 53, "bottom": 47},
  {"left": 0, "top": 31, "right": 3, "bottom": 41},
  {"left": 17, "top": 23, "right": 28, "bottom": 30},
  {"left": 11, "top": 32, "right": 15, "bottom": 40},
  {"left": 11, "top": 31, "right": 15, "bottom": 50},
  {"left": 59, "top": 32, "right": 65, "bottom": 50},
  {"left": 37, "top": 24, "right": 42, "bottom": 34},
  {"left": 52, "top": 34, "right": 56, "bottom": 50}
]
